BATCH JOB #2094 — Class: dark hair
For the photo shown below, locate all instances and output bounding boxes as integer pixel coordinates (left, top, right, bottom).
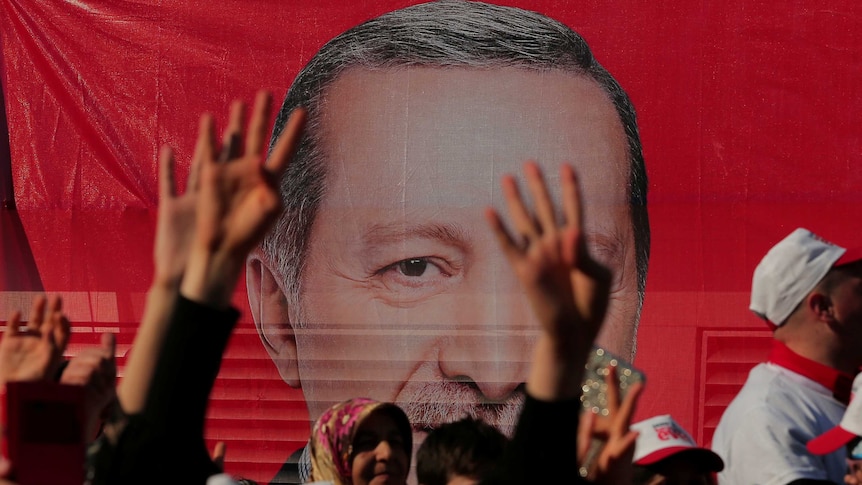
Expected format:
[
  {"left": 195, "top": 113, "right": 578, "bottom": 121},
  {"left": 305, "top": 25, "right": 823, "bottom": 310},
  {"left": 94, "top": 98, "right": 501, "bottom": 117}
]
[
  {"left": 632, "top": 464, "right": 660, "bottom": 485},
  {"left": 263, "top": 0, "right": 649, "bottom": 333},
  {"left": 416, "top": 416, "right": 509, "bottom": 485},
  {"left": 847, "top": 436, "right": 862, "bottom": 459},
  {"left": 632, "top": 450, "right": 722, "bottom": 485}
]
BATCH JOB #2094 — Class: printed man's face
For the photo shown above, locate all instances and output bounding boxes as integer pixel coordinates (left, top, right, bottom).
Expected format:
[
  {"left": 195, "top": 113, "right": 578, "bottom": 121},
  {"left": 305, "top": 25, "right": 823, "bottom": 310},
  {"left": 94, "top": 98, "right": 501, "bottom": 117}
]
[{"left": 251, "top": 66, "right": 638, "bottom": 440}]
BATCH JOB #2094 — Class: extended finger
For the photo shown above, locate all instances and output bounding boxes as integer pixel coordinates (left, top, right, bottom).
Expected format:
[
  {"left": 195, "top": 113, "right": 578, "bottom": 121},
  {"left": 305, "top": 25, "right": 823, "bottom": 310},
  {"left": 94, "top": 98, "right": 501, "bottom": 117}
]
[
  {"left": 219, "top": 99, "right": 245, "bottom": 162},
  {"left": 523, "top": 161, "right": 558, "bottom": 236},
  {"left": 560, "top": 164, "right": 583, "bottom": 266},
  {"left": 27, "top": 295, "right": 47, "bottom": 332},
  {"left": 195, "top": 113, "right": 217, "bottom": 171},
  {"left": 6, "top": 310, "right": 22, "bottom": 336},
  {"left": 187, "top": 142, "right": 203, "bottom": 194},
  {"left": 212, "top": 441, "right": 227, "bottom": 470},
  {"left": 605, "top": 430, "right": 639, "bottom": 463},
  {"left": 47, "top": 294, "right": 62, "bottom": 316},
  {"left": 604, "top": 364, "right": 620, "bottom": 417},
  {"left": 484, "top": 207, "right": 523, "bottom": 263},
  {"left": 501, "top": 173, "right": 539, "bottom": 242},
  {"left": 100, "top": 332, "right": 116, "bottom": 358},
  {"left": 158, "top": 145, "right": 177, "bottom": 199},
  {"left": 577, "top": 410, "right": 596, "bottom": 462},
  {"left": 55, "top": 314, "right": 71, "bottom": 352},
  {"left": 266, "top": 107, "right": 307, "bottom": 176},
  {"left": 101, "top": 333, "right": 118, "bottom": 380},
  {"left": 46, "top": 295, "right": 69, "bottom": 350},
  {"left": 246, "top": 90, "right": 272, "bottom": 159},
  {"left": 615, "top": 381, "right": 644, "bottom": 433},
  {"left": 561, "top": 164, "right": 582, "bottom": 231}
]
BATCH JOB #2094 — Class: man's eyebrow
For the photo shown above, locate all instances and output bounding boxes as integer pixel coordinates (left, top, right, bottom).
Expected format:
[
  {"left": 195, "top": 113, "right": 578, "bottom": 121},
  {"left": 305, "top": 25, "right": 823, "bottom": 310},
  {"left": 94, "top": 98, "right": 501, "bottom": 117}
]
[
  {"left": 362, "top": 222, "right": 470, "bottom": 248},
  {"left": 589, "top": 231, "right": 623, "bottom": 257}
]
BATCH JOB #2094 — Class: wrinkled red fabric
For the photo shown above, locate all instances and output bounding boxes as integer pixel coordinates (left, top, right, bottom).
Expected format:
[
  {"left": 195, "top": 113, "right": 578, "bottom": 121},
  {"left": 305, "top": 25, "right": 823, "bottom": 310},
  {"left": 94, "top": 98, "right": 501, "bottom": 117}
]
[{"left": 3, "top": 1, "right": 862, "bottom": 481}]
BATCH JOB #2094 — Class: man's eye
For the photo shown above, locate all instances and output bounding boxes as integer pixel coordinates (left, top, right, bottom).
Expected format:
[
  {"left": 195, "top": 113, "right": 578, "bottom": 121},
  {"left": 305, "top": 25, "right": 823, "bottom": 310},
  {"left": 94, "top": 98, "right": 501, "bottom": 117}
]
[
  {"left": 397, "top": 258, "right": 428, "bottom": 277},
  {"left": 373, "top": 255, "right": 459, "bottom": 295}
]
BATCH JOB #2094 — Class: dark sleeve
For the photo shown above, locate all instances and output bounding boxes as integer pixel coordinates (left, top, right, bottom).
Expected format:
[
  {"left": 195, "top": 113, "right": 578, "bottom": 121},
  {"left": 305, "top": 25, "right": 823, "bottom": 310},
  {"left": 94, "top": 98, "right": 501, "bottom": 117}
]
[
  {"left": 143, "top": 294, "right": 240, "bottom": 433},
  {"left": 481, "top": 393, "right": 587, "bottom": 485},
  {"left": 268, "top": 446, "right": 306, "bottom": 485},
  {"left": 785, "top": 480, "right": 841, "bottom": 485},
  {"left": 89, "top": 295, "right": 240, "bottom": 485}
]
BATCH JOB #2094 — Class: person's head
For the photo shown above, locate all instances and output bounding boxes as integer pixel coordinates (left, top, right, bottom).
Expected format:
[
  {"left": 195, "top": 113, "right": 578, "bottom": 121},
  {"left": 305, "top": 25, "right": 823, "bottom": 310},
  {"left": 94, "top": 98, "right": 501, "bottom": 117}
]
[
  {"left": 309, "top": 397, "right": 412, "bottom": 485},
  {"left": 749, "top": 228, "right": 862, "bottom": 368},
  {"left": 808, "top": 372, "right": 862, "bottom": 483},
  {"left": 415, "top": 416, "right": 508, "bottom": 485},
  {"left": 248, "top": 0, "right": 648, "bottom": 451},
  {"left": 630, "top": 415, "right": 723, "bottom": 485},
  {"left": 845, "top": 437, "right": 862, "bottom": 485}
]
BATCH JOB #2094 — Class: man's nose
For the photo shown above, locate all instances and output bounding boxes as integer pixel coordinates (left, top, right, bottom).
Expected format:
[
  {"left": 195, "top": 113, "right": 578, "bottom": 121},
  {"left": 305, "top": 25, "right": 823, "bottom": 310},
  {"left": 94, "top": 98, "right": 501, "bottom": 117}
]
[{"left": 438, "top": 288, "right": 535, "bottom": 401}]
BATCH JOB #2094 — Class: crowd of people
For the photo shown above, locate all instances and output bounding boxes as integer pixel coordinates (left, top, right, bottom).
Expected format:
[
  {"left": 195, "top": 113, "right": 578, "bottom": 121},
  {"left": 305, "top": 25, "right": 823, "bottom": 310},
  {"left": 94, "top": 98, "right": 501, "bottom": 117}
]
[{"left": 3, "top": 2, "right": 862, "bottom": 485}]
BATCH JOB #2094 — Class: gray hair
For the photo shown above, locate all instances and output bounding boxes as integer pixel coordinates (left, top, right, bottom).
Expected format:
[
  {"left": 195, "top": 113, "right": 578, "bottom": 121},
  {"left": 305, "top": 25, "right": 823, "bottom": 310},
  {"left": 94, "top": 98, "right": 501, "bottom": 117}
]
[{"left": 261, "top": 0, "right": 649, "bottom": 316}]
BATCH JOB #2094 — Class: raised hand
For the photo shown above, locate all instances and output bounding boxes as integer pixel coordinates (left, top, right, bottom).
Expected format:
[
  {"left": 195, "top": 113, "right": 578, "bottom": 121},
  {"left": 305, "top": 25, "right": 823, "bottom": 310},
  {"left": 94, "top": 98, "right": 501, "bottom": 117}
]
[
  {"left": 577, "top": 365, "right": 643, "bottom": 484},
  {"left": 119, "top": 127, "right": 205, "bottom": 414},
  {"left": 0, "top": 295, "right": 69, "bottom": 385},
  {"left": 486, "top": 162, "right": 611, "bottom": 349},
  {"left": 484, "top": 161, "right": 612, "bottom": 398},
  {"left": 180, "top": 90, "right": 306, "bottom": 307},
  {"left": 152, "top": 139, "right": 204, "bottom": 288},
  {"left": 60, "top": 332, "right": 117, "bottom": 439}
]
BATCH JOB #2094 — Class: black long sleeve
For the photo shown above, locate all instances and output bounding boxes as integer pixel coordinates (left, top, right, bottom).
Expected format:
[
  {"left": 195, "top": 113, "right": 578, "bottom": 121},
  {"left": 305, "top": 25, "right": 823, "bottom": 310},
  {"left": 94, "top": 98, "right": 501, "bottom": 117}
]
[
  {"left": 481, "top": 394, "right": 587, "bottom": 485},
  {"left": 90, "top": 295, "right": 239, "bottom": 485}
]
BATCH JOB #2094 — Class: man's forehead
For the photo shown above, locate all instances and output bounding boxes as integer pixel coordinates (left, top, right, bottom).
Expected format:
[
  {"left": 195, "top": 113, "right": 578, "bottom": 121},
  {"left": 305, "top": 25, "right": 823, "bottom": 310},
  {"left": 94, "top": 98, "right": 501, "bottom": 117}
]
[{"left": 315, "top": 66, "right": 630, "bottom": 209}]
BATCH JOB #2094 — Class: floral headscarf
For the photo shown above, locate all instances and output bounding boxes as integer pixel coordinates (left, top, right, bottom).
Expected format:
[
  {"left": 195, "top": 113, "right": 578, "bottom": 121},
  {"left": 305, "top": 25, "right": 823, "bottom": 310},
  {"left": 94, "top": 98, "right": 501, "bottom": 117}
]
[{"left": 309, "top": 397, "right": 412, "bottom": 485}]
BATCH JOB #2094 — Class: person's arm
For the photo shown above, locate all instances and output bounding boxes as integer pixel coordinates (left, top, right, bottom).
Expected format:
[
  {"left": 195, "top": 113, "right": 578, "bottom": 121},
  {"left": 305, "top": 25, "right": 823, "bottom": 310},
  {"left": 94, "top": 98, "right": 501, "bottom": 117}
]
[
  {"left": 116, "top": 121, "right": 207, "bottom": 416},
  {"left": 483, "top": 161, "right": 621, "bottom": 483},
  {"left": 576, "top": 365, "right": 642, "bottom": 484},
  {"left": 487, "top": 160, "right": 644, "bottom": 483},
  {"left": 151, "top": 90, "right": 306, "bottom": 427},
  {"left": 58, "top": 332, "right": 116, "bottom": 440},
  {"left": 118, "top": 88, "right": 267, "bottom": 416},
  {"left": 485, "top": 162, "right": 611, "bottom": 399},
  {"left": 90, "top": 90, "right": 306, "bottom": 485}
]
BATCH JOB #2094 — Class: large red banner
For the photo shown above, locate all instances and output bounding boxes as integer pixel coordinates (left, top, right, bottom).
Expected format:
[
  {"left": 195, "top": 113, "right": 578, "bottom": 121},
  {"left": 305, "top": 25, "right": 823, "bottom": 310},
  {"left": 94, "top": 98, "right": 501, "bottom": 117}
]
[{"left": 3, "top": 1, "right": 862, "bottom": 482}]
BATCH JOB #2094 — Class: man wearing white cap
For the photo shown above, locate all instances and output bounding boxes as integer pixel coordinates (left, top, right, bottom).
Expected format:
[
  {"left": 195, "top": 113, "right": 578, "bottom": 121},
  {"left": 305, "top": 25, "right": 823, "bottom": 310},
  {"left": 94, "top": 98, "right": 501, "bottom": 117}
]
[
  {"left": 631, "top": 414, "right": 724, "bottom": 485},
  {"left": 808, "top": 373, "right": 862, "bottom": 485},
  {"left": 711, "top": 228, "right": 862, "bottom": 485}
]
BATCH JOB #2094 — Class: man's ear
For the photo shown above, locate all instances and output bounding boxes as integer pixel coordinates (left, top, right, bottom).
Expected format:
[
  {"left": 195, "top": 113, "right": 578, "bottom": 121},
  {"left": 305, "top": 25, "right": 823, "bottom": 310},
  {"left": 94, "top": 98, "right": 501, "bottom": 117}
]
[
  {"left": 808, "top": 292, "right": 835, "bottom": 324},
  {"left": 247, "top": 250, "right": 300, "bottom": 387}
]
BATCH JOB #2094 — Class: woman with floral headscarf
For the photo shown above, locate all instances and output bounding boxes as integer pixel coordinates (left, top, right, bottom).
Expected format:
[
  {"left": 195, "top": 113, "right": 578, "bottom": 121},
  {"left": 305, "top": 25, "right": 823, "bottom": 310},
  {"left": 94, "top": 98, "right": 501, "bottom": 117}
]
[{"left": 308, "top": 397, "right": 412, "bottom": 485}]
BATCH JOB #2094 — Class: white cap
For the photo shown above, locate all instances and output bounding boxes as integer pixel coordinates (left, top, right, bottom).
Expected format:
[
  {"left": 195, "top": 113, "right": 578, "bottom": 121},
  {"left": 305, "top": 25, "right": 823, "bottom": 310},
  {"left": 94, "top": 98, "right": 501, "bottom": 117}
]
[
  {"left": 206, "top": 474, "right": 241, "bottom": 485},
  {"left": 750, "top": 228, "right": 862, "bottom": 327},
  {"left": 631, "top": 414, "right": 724, "bottom": 471},
  {"left": 808, "top": 373, "right": 862, "bottom": 455}
]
